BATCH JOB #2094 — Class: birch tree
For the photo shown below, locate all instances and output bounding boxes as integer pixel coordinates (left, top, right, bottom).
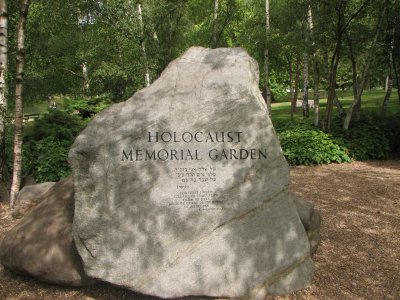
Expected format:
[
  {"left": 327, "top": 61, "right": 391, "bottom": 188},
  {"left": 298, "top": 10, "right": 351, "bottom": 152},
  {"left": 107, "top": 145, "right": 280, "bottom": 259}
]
[
  {"left": 138, "top": 3, "right": 150, "bottom": 87},
  {"left": 10, "top": 0, "right": 30, "bottom": 207},
  {"left": 381, "top": 45, "right": 393, "bottom": 114},
  {"left": 343, "top": 0, "right": 388, "bottom": 129},
  {"left": 286, "top": 55, "right": 295, "bottom": 120},
  {"left": 302, "top": 51, "right": 309, "bottom": 118},
  {"left": 307, "top": 3, "right": 320, "bottom": 126},
  {"left": 213, "top": 0, "right": 218, "bottom": 48},
  {"left": 264, "top": 0, "right": 271, "bottom": 114},
  {"left": 391, "top": 0, "right": 400, "bottom": 103},
  {"left": 0, "top": 0, "right": 7, "bottom": 202},
  {"left": 322, "top": 0, "right": 369, "bottom": 130}
]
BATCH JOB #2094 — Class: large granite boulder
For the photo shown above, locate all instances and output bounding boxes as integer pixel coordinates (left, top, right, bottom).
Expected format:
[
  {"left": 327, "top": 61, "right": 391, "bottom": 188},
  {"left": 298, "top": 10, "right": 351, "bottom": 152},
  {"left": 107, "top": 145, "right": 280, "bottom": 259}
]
[
  {"left": 0, "top": 177, "right": 95, "bottom": 286},
  {"left": 69, "top": 47, "right": 316, "bottom": 299}
]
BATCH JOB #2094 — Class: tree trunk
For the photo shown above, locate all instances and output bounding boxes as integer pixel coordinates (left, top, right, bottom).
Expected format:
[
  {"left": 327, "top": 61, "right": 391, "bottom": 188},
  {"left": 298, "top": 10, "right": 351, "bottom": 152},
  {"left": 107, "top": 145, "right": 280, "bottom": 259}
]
[
  {"left": 313, "top": 63, "right": 320, "bottom": 126},
  {"left": 287, "top": 55, "right": 295, "bottom": 121},
  {"left": 307, "top": 4, "right": 320, "bottom": 126},
  {"left": 264, "top": 0, "right": 271, "bottom": 114},
  {"left": 323, "top": 0, "right": 369, "bottom": 130},
  {"left": 344, "top": 1, "right": 388, "bottom": 129},
  {"left": 322, "top": 48, "right": 345, "bottom": 118},
  {"left": 393, "top": 0, "right": 400, "bottom": 103},
  {"left": 323, "top": 36, "right": 342, "bottom": 131},
  {"left": 334, "top": 91, "right": 346, "bottom": 116},
  {"left": 9, "top": 0, "right": 30, "bottom": 208},
  {"left": 0, "top": 0, "right": 8, "bottom": 202},
  {"left": 293, "top": 54, "right": 301, "bottom": 114},
  {"left": 302, "top": 52, "right": 309, "bottom": 118},
  {"left": 393, "top": 54, "right": 400, "bottom": 103},
  {"left": 213, "top": 0, "right": 218, "bottom": 48},
  {"left": 81, "top": 62, "right": 89, "bottom": 94},
  {"left": 381, "top": 46, "right": 393, "bottom": 114},
  {"left": 346, "top": 32, "right": 358, "bottom": 104},
  {"left": 137, "top": 3, "right": 150, "bottom": 87}
]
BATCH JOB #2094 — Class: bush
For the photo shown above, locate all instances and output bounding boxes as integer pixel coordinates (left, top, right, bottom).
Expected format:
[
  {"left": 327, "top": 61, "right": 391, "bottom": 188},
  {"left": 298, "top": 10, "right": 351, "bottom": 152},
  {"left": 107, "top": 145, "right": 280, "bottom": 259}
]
[
  {"left": 332, "top": 122, "right": 390, "bottom": 160},
  {"left": 277, "top": 124, "right": 351, "bottom": 166},
  {"left": 63, "top": 95, "right": 112, "bottom": 119},
  {"left": 381, "top": 113, "right": 400, "bottom": 156},
  {"left": 23, "top": 110, "right": 84, "bottom": 182}
]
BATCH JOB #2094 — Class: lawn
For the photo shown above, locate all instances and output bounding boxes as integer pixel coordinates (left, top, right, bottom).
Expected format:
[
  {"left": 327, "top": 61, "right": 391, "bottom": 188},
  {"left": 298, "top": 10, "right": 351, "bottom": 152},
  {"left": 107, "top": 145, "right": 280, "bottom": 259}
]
[{"left": 271, "top": 89, "right": 400, "bottom": 123}]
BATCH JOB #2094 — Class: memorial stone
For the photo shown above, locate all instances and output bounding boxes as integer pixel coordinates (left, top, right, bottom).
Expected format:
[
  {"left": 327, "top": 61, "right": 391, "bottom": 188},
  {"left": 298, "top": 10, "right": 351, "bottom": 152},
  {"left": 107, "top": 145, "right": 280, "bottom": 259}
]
[{"left": 69, "top": 47, "right": 316, "bottom": 299}]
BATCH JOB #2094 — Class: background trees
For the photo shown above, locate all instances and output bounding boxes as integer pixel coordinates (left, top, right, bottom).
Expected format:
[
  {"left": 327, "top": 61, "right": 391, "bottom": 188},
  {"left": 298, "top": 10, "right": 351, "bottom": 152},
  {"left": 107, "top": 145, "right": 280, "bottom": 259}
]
[
  {"left": 0, "top": 0, "right": 398, "bottom": 195},
  {"left": 3, "top": 0, "right": 396, "bottom": 104}
]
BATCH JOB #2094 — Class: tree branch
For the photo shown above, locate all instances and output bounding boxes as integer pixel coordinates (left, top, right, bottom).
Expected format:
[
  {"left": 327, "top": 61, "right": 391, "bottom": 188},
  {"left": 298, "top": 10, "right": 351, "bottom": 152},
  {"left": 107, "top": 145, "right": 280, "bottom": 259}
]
[{"left": 340, "top": 0, "right": 370, "bottom": 35}]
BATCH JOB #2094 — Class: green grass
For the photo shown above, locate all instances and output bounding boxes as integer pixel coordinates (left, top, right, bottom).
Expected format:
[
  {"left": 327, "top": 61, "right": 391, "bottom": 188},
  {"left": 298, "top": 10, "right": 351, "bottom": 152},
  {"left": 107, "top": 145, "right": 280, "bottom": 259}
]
[
  {"left": 22, "top": 89, "right": 399, "bottom": 123},
  {"left": 23, "top": 101, "right": 50, "bottom": 115},
  {"left": 271, "top": 89, "right": 400, "bottom": 124}
]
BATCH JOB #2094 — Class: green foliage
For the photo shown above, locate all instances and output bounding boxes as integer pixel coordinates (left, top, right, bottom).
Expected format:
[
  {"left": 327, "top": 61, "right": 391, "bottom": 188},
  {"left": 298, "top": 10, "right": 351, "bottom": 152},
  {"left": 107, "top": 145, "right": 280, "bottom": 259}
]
[
  {"left": 276, "top": 110, "right": 396, "bottom": 166},
  {"left": 23, "top": 110, "right": 84, "bottom": 182},
  {"left": 277, "top": 124, "right": 351, "bottom": 166},
  {"left": 24, "top": 137, "right": 72, "bottom": 182},
  {"left": 63, "top": 95, "right": 112, "bottom": 119},
  {"left": 331, "top": 116, "right": 393, "bottom": 160},
  {"left": 382, "top": 113, "right": 400, "bottom": 156},
  {"left": 269, "top": 70, "right": 288, "bottom": 99},
  {"left": 91, "top": 63, "right": 129, "bottom": 100}
]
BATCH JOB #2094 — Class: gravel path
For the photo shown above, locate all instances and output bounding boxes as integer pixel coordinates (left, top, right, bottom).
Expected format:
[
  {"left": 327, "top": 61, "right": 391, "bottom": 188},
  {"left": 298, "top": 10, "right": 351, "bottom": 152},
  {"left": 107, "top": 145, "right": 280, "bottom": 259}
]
[{"left": 1, "top": 160, "right": 399, "bottom": 300}]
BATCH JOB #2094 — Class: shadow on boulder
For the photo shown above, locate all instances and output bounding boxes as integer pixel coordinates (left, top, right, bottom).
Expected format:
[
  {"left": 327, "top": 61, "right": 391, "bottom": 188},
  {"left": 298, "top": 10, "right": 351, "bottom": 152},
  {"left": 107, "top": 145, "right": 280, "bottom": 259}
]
[{"left": 0, "top": 176, "right": 96, "bottom": 286}]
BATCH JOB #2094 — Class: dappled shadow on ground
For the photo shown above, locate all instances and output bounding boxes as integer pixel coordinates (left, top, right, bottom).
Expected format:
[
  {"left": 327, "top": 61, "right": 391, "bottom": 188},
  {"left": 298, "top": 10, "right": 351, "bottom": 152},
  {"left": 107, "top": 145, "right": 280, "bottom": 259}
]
[{"left": 277, "top": 160, "right": 400, "bottom": 300}]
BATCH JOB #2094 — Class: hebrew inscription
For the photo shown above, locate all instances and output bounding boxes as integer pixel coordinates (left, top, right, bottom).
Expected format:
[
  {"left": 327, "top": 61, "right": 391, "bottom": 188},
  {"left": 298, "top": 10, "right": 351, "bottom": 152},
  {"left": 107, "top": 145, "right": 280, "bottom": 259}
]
[{"left": 171, "top": 166, "right": 221, "bottom": 211}]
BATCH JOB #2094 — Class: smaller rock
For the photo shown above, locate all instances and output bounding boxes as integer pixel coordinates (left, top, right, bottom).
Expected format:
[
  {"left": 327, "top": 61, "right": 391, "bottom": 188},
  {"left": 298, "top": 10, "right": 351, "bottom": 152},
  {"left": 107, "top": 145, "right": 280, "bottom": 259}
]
[
  {"left": 0, "top": 177, "right": 96, "bottom": 286},
  {"left": 12, "top": 181, "right": 56, "bottom": 218},
  {"left": 292, "top": 196, "right": 322, "bottom": 255}
]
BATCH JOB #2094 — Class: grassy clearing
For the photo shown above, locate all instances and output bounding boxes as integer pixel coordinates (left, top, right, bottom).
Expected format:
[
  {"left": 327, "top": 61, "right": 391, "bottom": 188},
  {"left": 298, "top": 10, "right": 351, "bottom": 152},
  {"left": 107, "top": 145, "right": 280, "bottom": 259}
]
[
  {"left": 23, "top": 101, "right": 50, "bottom": 115},
  {"left": 271, "top": 89, "right": 400, "bottom": 124},
  {"left": 22, "top": 89, "right": 399, "bottom": 124}
]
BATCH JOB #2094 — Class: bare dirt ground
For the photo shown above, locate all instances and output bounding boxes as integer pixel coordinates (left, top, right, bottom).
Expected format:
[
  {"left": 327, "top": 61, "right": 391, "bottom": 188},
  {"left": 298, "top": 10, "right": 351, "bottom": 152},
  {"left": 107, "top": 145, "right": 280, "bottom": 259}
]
[{"left": 0, "top": 160, "right": 399, "bottom": 300}]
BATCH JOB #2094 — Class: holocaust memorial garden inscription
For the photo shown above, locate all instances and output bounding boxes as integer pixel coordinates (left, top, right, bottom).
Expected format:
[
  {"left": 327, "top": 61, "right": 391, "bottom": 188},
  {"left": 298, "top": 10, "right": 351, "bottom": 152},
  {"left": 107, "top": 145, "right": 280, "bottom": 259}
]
[{"left": 1, "top": 47, "right": 321, "bottom": 299}]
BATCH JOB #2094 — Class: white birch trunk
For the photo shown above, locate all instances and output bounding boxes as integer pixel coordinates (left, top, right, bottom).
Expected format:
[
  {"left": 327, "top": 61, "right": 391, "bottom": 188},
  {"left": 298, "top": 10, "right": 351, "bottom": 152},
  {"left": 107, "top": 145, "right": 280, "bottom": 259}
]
[
  {"left": 0, "top": 0, "right": 8, "bottom": 202},
  {"left": 138, "top": 3, "right": 150, "bottom": 87},
  {"left": 213, "top": 0, "right": 218, "bottom": 47},
  {"left": 343, "top": 1, "right": 388, "bottom": 129},
  {"left": 307, "top": 4, "right": 320, "bottom": 125},
  {"left": 264, "top": 0, "right": 271, "bottom": 114},
  {"left": 81, "top": 62, "right": 89, "bottom": 94},
  {"left": 10, "top": 0, "right": 30, "bottom": 207},
  {"left": 302, "top": 52, "right": 309, "bottom": 118},
  {"left": 381, "top": 47, "right": 393, "bottom": 114}
]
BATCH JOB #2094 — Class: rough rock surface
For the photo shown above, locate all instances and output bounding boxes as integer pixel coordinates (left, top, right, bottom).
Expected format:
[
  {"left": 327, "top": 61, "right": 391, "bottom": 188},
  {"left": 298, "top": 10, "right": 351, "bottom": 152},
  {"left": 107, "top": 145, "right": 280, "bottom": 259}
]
[
  {"left": 0, "top": 177, "right": 95, "bottom": 286},
  {"left": 292, "top": 196, "right": 321, "bottom": 255},
  {"left": 17, "top": 182, "right": 55, "bottom": 204},
  {"left": 69, "top": 47, "right": 315, "bottom": 299},
  {"left": 12, "top": 181, "right": 56, "bottom": 218}
]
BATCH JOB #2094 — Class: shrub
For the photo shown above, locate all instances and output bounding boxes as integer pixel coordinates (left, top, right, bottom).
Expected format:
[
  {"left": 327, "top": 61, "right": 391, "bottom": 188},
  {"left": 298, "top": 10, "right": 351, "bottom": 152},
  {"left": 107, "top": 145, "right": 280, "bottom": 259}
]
[
  {"left": 381, "top": 113, "right": 400, "bottom": 157},
  {"left": 278, "top": 124, "right": 351, "bottom": 166},
  {"left": 23, "top": 110, "right": 84, "bottom": 182},
  {"left": 332, "top": 115, "right": 393, "bottom": 160},
  {"left": 63, "top": 95, "right": 112, "bottom": 119},
  {"left": 332, "top": 123, "right": 390, "bottom": 160}
]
